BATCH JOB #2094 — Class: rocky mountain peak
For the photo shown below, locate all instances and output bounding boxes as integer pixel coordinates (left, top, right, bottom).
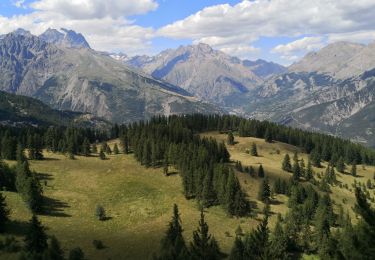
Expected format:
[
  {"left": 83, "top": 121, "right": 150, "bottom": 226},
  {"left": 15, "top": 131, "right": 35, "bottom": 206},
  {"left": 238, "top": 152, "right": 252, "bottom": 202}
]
[{"left": 39, "top": 28, "right": 90, "bottom": 49}]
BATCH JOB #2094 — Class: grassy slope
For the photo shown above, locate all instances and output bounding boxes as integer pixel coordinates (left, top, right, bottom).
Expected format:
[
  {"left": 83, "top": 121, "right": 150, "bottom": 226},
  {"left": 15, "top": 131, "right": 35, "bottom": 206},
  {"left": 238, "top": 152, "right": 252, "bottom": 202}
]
[{"left": 2, "top": 135, "right": 375, "bottom": 259}]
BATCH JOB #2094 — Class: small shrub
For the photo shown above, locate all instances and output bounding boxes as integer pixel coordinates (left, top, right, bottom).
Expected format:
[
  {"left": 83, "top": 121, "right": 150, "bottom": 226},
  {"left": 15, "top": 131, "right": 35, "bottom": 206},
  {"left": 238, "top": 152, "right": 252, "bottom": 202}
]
[
  {"left": 93, "top": 240, "right": 104, "bottom": 250},
  {"left": 224, "top": 231, "right": 231, "bottom": 237},
  {"left": 95, "top": 205, "right": 106, "bottom": 221}
]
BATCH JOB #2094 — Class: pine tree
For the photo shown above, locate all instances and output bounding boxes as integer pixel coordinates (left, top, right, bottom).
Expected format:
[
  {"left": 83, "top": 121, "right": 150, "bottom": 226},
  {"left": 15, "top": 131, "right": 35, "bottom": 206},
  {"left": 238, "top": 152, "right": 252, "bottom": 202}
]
[
  {"left": 250, "top": 143, "right": 258, "bottom": 156},
  {"left": 258, "top": 164, "right": 265, "bottom": 178},
  {"left": 16, "top": 143, "right": 27, "bottom": 163},
  {"left": 95, "top": 205, "right": 106, "bottom": 221},
  {"left": 243, "top": 214, "right": 270, "bottom": 259},
  {"left": 44, "top": 236, "right": 64, "bottom": 260},
  {"left": 113, "top": 143, "right": 120, "bottom": 155},
  {"left": 258, "top": 177, "right": 271, "bottom": 203},
  {"left": 229, "top": 236, "right": 244, "bottom": 260},
  {"left": 0, "top": 192, "right": 10, "bottom": 231},
  {"left": 92, "top": 143, "right": 98, "bottom": 154},
  {"left": 282, "top": 154, "right": 292, "bottom": 172},
  {"left": 227, "top": 132, "right": 235, "bottom": 146},
  {"left": 121, "top": 134, "right": 129, "bottom": 154},
  {"left": 235, "top": 225, "right": 243, "bottom": 237},
  {"left": 158, "top": 204, "right": 188, "bottom": 259},
  {"left": 201, "top": 170, "right": 217, "bottom": 208},
  {"left": 264, "top": 128, "right": 272, "bottom": 143},
  {"left": 269, "top": 217, "right": 288, "bottom": 259},
  {"left": 351, "top": 163, "right": 357, "bottom": 177},
  {"left": 300, "top": 159, "right": 306, "bottom": 177},
  {"left": 336, "top": 157, "right": 346, "bottom": 173},
  {"left": 24, "top": 215, "right": 48, "bottom": 255},
  {"left": 82, "top": 138, "right": 91, "bottom": 157},
  {"left": 292, "top": 159, "right": 301, "bottom": 181},
  {"left": 99, "top": 149, "right": 106, "bottom": 160},
  {"left": 305, "top": 160, "right": 314, "bottom": 181},
  {"left": 190, "top": 210, "right": 223, "bottom": 260}
]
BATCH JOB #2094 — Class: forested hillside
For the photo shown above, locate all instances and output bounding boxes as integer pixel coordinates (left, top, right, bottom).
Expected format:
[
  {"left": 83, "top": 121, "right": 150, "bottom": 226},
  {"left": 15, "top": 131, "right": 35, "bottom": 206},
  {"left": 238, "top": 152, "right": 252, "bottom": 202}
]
[{"left": 0, "top": 114, "right": 374, "bottom": 259}]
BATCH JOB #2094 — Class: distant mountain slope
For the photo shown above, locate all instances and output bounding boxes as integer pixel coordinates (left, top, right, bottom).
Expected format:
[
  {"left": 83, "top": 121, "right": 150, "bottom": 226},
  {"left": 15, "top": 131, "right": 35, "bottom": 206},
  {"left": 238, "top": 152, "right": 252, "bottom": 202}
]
[
  {"left": 124, "top": 43, "right": 264, "bottom": 105},
  {"left": 0, "top": 91, "right": 108, "bottom": 127},
  {"left": 289, "top": 41, "right": 375, "bottom": 79},
  {"left": 0, "top": 30, "right": 220, "bottom": 123},
  {"left": 242, "top": 59, "right": 286, "bottom": 78},
  {"left": 243, "top": 41, "right": 375, "bottom": 147}
]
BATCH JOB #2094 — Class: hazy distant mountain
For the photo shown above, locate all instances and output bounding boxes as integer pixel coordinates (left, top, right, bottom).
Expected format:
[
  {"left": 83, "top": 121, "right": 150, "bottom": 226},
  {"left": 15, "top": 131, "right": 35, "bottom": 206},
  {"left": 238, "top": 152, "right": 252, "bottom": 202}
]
[
  {"left": 39, "top": 28, "right": 91, "bottom": 49},
  {"left": 124, "top": 43, "right": 264, "bottom": 106},
  {"left": 289, "top": 41, "right": 375, "bottom": 79},
  {"left": 245, "top": 41, "right": 375, "bottom": 147},
  {"left": 0, "top": 30, "right": 220, "bottom": 123},
  {"left": 242, "top": 59, "right": 286, "bottom": 78}
]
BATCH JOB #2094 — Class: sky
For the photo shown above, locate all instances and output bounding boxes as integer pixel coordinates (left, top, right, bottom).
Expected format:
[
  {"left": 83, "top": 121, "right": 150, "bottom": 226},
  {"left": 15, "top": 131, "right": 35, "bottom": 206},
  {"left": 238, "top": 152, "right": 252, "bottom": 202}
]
[{"left": 1, "top": 0, "right": 375, "bottom": 65}]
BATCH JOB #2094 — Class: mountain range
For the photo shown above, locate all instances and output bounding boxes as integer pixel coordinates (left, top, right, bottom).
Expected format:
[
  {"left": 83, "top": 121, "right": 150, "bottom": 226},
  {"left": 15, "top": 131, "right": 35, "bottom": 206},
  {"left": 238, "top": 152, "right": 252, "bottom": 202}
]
[
  {"left": 121, "top": 44, "right": 285, "bottom": 107},
  {"left": 1, "top": 28, "right": 375, "bottom": 147},
  {"left": 0, "top": 29, "right": 220, "bottom": 123}
]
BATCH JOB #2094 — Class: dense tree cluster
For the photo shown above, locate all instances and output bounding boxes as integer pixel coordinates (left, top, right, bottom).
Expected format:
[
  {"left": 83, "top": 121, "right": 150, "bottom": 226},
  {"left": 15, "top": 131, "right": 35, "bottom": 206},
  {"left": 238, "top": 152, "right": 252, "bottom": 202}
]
[
  {"left": 121, "top": 116, "right": 250, "bottom": 216},
  {"left": 0, "top": 126, "right": 109, "bottom": 160}
]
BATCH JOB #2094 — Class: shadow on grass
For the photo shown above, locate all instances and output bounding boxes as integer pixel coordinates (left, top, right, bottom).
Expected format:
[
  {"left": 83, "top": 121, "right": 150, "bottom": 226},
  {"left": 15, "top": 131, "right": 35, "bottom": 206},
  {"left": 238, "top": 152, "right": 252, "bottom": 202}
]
[
  {"left": 4, "top": 220, "right": 29, "bottom": 237},
  {"left": 165, "top": 171, "right": 178, "bottom": 177},
  {"left": 37, "top": 172, "right": 54, "bottom": 182},
  {"left": 42, "top": 157, "right": 60, "bottom": 161},
  {"left": 41, "top": 197, "right": 71, "bottom": 218},
  {"left": 270, "top": 199, "right": 283, "bottom": 206}
]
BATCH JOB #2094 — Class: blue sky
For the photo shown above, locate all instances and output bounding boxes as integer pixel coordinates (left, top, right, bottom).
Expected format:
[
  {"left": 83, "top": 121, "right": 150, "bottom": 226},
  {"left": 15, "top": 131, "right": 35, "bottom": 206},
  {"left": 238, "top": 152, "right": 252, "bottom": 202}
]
[{"left": 1, "top": 0, "right": 375, "bottom": 65}]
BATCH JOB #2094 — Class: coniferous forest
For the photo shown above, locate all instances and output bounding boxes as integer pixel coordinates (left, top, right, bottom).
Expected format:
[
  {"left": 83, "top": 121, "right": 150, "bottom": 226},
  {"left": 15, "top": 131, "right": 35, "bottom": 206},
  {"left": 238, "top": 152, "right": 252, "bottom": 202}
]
[{"left": 0, "top": 114, "right": 374, "bottom": 259}]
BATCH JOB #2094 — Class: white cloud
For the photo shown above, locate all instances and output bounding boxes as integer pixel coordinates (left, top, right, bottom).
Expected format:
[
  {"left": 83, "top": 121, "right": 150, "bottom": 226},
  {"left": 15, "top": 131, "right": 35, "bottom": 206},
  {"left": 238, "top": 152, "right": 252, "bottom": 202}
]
[
  {"left": 158, "top": 0, "right": 375, "bottom": 60},
  {"left": 0, "top": 0, "right": 158, "bottom": 56},
  {"left": 219, "top": 45, "right": 260, "bottom": 59},
  {"left": 327, "top": 30, "right": 375, "bottom": 44},
  {"left": 272, "top": 36, "right": 325, "bottom": 55},
  {"left": 30, "top": 0, "right": 158, "bottom": 19}
]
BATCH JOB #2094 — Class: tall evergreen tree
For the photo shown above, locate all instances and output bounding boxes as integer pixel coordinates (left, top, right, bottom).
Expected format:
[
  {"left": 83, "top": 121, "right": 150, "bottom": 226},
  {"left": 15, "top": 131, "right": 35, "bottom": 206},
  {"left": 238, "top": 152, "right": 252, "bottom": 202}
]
[
  {"left": 243, "top": 214, "right": 270, "bottom": 259},
  {"left": 158, "top": 204, "right": 188, "bottom": 260},
  {"left": 250, "top": 143, "right": 258, "bottom": 156},
  {"left": 282, "top": 154, "right": 292, "bottom": 172},
  {"left": 258, "top": 164, "right": 265, "bottom": 178},
  {"left": 351, "top": 163, "right": 357, "bottom": 177},
  {"left": 0, "top": 192, "right": 10, "bottom": 232},
  {"left": 190, "top": 210, "right": 223, "bottom": 260},
  {"left": 336, "top": 157, "right": 346, "bottom": 173},
  {"left": 305, "top": 160, "right": 314, "bottom": 181},
  {"left": 229, "top": 236, "right": 244, "bottom": 260},
  {"left": 258, "top": 177, "right": 271, "bottom": 203},
  {"left": 82, "top": 138, "right": 91, "bottom": 157},
  {"left": 44, "top": 236, "right": 64, "bottom": 260},
  {"left": 227, "top": 132, "right": 235, "bottom": 146},
  {"left": 269, "top": 217, "right": 288, "bottom": 260},
  {"left": 113, "top": 143, "right": 120, "bottom": 155},
  {"left": 264, "top": 128, "right": 272, "bottom": 143},
  {"left": 99, "top": 149, "right": 106, "bottom": 160},
  {"left": 24, "top": 215, "right": 48, "bottom": 255}
]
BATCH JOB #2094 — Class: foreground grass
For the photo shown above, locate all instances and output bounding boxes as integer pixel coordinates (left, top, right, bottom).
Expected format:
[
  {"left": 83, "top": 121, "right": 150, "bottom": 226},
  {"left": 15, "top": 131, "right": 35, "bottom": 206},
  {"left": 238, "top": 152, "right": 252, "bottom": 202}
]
[
  {"left": 2, "top": 135, "right": 375, "bottom": 259},
  {"left": 2, "top": 143, "right": 257, "bottom": 259}
]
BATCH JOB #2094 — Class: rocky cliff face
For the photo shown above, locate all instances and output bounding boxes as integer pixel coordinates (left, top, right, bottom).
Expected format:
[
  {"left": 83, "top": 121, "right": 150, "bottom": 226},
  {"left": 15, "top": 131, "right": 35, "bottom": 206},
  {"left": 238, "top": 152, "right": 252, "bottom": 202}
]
[
  {"left": 39, "top": 28, "right": 91, "bottom": 49},
  {"left": 0, "top": 31, "right": 220, "bottom": 123}
]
